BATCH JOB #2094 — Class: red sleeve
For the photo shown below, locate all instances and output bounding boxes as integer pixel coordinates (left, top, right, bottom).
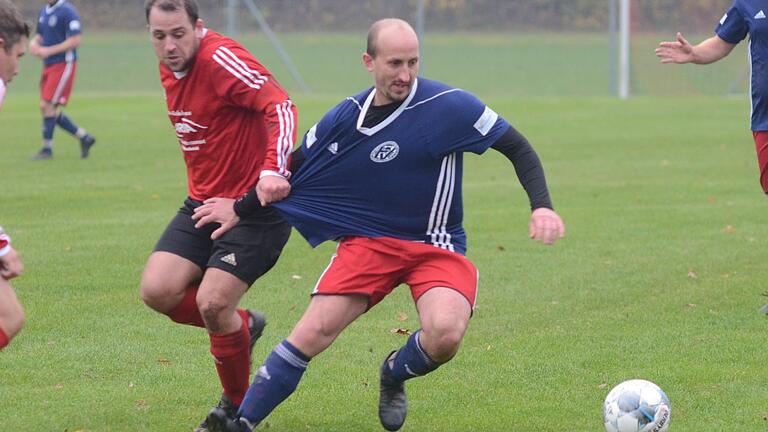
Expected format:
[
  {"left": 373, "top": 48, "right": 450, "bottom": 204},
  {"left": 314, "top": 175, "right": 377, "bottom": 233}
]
[
  {"left": 208, "top": 42, "right": 297, "bottom": 178},
  {"left": 0, "top": 226, "right": 10, "bottom": 257}
]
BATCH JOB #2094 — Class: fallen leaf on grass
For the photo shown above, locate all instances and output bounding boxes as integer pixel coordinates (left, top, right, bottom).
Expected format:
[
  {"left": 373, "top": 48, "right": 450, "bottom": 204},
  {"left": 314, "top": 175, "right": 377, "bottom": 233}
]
[
  {"left": 396, "top": 311, "right": 408, "bottom": 322},
  {"left": 54, "top": 383, "right": 64, "bottom": 390},
  {"left": 687, "top": 269, "right": 698, "bottom": 279},
  {"left": 598, "top": 383, "right": 608, "bottom": 389},
  {"left": 390, "top": 328, "right": 411, "bottom": 336},
  {"left": 135, "top": 400, "right": 149, "bottom": 411},
  {"left": 157, "top": 358, "right": 171, "bottom": 365}
]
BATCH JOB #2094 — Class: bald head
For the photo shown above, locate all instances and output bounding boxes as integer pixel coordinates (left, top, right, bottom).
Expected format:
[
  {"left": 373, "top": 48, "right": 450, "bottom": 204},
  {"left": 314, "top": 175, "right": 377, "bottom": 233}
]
[{"left": 366, "top": 18, "right": 418, "bottom": 58}]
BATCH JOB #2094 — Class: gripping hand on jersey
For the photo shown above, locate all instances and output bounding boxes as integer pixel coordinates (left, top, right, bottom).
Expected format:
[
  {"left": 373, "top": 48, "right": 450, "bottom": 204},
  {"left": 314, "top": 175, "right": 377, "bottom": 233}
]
[
  {"left": 192, "top": 198, "right": 239, "bottom": 240},
  {"left": 529, "top": 207, "right": 565, "bottom": 245},
  {"left": 256, "top": 175, "right": 291, "bottom": 206}
]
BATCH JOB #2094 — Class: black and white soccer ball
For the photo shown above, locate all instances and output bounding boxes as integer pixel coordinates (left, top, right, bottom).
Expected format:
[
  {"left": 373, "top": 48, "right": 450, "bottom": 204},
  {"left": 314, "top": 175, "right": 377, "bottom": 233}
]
[{"left": 603, "top": 379, "right": 671, "bottom": 432}]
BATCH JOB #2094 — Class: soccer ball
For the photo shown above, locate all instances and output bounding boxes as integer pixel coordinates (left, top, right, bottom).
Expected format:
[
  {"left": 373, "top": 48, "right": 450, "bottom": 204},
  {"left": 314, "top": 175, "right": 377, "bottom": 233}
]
[{"left": 603, "top": 379, "right": 671, "bottom": 432}]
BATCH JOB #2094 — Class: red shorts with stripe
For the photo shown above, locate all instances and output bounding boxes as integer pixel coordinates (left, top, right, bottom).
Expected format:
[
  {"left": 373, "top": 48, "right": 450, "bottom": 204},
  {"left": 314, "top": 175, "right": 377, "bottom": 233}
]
[
  {"left": 312, "top": 237, "right": 479, "bottom": 310},
  {"left": 40, "top": 62, "right": 77, "bottom": 105},
  {"left": 753, "top": 131, "right": 768, "bottom": 194}
]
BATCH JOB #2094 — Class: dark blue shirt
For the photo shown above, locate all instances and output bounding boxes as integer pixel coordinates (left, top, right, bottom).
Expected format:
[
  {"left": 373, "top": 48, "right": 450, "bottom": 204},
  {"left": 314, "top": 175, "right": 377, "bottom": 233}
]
[
  {"left": 272, "top": 78, "right": 510, "bottom": 255},
  {"left": 36, "top": 0, "right": 81, "bottom": 66},
  {"left": 717, "top": 0, "right": 768, "bottom": 130}
]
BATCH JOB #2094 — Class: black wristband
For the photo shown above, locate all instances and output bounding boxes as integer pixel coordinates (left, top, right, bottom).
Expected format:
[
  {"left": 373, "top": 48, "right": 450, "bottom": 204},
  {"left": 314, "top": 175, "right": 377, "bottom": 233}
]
[{"left": 233, "top": 188, "right": 262, "bottom": 218}]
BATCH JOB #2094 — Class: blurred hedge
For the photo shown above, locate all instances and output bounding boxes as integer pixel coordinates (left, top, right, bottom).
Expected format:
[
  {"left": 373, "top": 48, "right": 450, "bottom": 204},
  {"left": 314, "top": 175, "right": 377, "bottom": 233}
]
[{"left": 16, "top": 0, "right": 731, "bottom": 33}]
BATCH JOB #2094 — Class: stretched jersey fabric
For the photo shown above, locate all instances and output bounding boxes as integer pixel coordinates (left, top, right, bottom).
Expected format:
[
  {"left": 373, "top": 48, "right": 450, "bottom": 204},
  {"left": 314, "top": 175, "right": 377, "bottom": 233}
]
[
  {"left": 159, "top": 29, "right": 297, "bottom": 201},
  {"left": 717, "top": 0, "right": 768, "bottom": 131},
  {"left": 36, "top": 0, "right": 81, "bottom": 66},
  {"left": 272, "top": 78, "right": 510, "bottom": 255}
]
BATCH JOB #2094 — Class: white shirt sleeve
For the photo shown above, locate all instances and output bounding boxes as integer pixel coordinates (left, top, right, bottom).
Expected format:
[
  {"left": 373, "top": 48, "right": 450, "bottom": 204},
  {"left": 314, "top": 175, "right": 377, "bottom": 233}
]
[{"left": 0, "top": 79, "right": 6, "bottom": 111}]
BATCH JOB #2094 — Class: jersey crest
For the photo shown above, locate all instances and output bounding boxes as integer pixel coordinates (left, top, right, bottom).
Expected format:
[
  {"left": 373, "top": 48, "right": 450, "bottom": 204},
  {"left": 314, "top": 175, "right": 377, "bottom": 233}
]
[{"left": 370, "top": 141, "right": 400, "bottom": 163}]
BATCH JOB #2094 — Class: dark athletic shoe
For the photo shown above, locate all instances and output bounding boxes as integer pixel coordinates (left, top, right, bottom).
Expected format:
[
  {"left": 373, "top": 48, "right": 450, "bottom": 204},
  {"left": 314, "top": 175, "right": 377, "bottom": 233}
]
[
  {"left": 379, "top": 351, "right": 408, "bottom": 431},
  {"left": 246, "top": 310, "right": 267, "bottom": 359},
  {"left": 195, "top": 394, "right": 238, "bottom": 432},
  {"left": 79, "top": 134, "right": 95, "bottom": 159},
  {"left": 205, "top": 408, "right": 255, "bottom": 432},
  {"left": 31, "top": 148, "right": 53, "bottom": 160}
]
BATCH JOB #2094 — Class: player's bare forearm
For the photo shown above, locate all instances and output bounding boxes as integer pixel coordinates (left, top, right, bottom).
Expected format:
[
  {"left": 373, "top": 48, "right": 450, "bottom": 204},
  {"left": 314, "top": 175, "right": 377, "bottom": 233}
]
[
  {"left": 37, "top": 35, "right": 81, "bottom": 59},
  {"left": 656, "top": 33, "right": 734, "bottom": 65}
]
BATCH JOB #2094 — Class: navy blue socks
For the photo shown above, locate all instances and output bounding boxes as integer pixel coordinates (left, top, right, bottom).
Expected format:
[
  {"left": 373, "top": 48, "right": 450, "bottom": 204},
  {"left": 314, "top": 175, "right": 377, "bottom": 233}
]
[
  {"left": 388, "top": 330, "right": 441, "bottom": 382},
  {"left": 238, "top": 340, "right": 311, "bottom": 424}
]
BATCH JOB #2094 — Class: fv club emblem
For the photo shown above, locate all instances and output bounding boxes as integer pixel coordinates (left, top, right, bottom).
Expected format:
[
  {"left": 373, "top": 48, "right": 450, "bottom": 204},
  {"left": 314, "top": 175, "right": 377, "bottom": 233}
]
[{"left": 370, "top": 141, "right": 400, "bottom": 163}]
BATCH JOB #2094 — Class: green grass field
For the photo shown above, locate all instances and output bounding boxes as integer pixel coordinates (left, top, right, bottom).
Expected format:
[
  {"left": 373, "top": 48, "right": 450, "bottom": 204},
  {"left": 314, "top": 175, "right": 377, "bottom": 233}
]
[{"left": 0, "top": 32, "right": 766, "bottom": 431}]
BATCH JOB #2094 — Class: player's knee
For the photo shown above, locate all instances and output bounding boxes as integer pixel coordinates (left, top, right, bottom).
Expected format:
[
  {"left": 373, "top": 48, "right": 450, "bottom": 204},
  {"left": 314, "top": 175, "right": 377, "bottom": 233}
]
[
  {"left": 196, "top": 293, "right": 229, "bottom": 324},
  {"left": 139, "top": 277, "right": 173, "bottom": 312},
  {"left": 39, "top": 100, "right": 54, "bottom": 114},
  {"left": 424, "top": 327, "right": 464, "bottom": 362},
  {"left": 5, "top": 305, "right": 25, "bottom": 338}
]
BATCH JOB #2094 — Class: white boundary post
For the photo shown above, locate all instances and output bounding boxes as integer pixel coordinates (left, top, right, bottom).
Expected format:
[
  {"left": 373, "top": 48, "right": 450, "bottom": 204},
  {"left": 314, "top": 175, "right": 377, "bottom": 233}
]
[{"left": 619, "top": 0, "right": 630, "bottom": 99}]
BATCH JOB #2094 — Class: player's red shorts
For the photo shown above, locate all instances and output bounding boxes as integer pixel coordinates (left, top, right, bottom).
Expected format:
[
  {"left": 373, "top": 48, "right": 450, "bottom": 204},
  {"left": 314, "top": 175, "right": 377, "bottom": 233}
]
[
  {"left": 753, "top": 131, "right": 768, "bottom": 194},
  {"left": 312, "top": 237, "right": 479, "bottom": 310},
  {"left": 40, "top": 62, "right": 77, "bottom": 106}
]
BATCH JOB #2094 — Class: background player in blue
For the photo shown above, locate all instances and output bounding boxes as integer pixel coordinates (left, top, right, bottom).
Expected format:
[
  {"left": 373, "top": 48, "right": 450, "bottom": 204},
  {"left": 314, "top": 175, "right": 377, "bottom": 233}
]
[
  {"left": 656, "top": 1, "right": 768, "bottom": 194},
  {"left": 196, "top": 18, "right": 565, "bottom": 432},
  {"left": 28, "top": 0, "right": 95, "bottom": 160}
]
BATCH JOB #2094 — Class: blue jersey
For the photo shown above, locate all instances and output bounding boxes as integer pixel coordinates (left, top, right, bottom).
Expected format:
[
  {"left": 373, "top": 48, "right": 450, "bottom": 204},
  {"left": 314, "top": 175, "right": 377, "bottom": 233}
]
[
  {"left": 272, "top": 78, "right": 510, "bottom": 255},
  {"left": 36, "top": 0, "right": 81, "bottom": 66},
  {"left": 716, "top": 0, "right": 768, "bottom": 130}
]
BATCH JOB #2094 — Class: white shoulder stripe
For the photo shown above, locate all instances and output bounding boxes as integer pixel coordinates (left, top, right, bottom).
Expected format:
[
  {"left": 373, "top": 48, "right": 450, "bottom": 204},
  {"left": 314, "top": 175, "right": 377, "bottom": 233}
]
[
  {"left": 213, "top": 47, "right": 268, "bottom": 90},
  {"left": 346, "top": 97, "right": 363, "bottom": 111},
  {"left": 405, "top": 88, "right": 462, "bottom": 110},
  {"left": 213, "top": 53, "right": 262, "bottom": 89},
  {"left": 217, "top": 46, "right": 268, "bottom": 84}
]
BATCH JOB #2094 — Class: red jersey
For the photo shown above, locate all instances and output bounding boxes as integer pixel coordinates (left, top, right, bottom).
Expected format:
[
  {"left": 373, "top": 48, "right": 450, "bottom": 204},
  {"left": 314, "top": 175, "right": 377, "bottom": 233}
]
[
  {"left": 159, "top": 29, "right": 297, "bottom": 201},
  {"left": 0, "top": 226, "right": 10, "bottom": 257}
]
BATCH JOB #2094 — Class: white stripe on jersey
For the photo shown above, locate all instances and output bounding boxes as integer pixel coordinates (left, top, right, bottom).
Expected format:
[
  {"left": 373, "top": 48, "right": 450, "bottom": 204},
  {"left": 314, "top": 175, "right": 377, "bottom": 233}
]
[
  {"left": 275, "top": 100, "right": 295, "bottom": 177},
  {"left": 182, "top": 118, "right": 209, "bottom": 129},
  {"left": 212, "top": 47, "right": 267, "bottom": 89},
  {"left": 346, "top": 97, "right": 363, "bottom": 111},
  {"left": 404, "top": 88, "right": 461, "bottom": 111},
  {"left": 427, "top": 153, "right": 456, "bottom": 252},
  {"left": 51, "top": 61, "right": 74, "bottom": 104}
]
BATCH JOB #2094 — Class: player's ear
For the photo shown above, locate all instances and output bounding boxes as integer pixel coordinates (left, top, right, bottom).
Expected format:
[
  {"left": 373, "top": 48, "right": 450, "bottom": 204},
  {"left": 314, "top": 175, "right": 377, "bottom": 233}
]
[
  {"left": 0, "top": 38, "right": 6, "bottom": 52},
  {"left": 195, "top": 19, "right": 204, "bottom": 38},
  {"left": 363, "top": 52, "right": 374, "bottom": 72}
]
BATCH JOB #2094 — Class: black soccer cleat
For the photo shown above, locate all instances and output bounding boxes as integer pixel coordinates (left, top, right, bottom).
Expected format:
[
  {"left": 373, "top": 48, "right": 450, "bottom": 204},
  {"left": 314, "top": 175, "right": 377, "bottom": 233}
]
[
  {"left": 79, "top": 134, "right": 96, "bottom": 159},
  {"left": 379, "top": 351, "right": 408, "bottom": 431},
  {"left": 195, "top": 394, "right": 238, "bottom": 432},
  {"left": 205, "top": 408, "right": 254, "bottom": 432},
  {"left": 246, "top": 309, "right": 267, "bottom": 359},
  {"left": 30, "top": 148, "right": 53, "bottom": 160}
]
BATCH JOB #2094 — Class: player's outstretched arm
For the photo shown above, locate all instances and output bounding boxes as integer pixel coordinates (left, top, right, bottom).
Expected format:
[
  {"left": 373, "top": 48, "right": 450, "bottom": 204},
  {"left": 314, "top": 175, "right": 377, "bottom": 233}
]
[
  {"left": 529, "top": 207, "right": 565, "bottom": 245},
  {"left": 655, "top": 32, "right": 735, "bottom": 65}
]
